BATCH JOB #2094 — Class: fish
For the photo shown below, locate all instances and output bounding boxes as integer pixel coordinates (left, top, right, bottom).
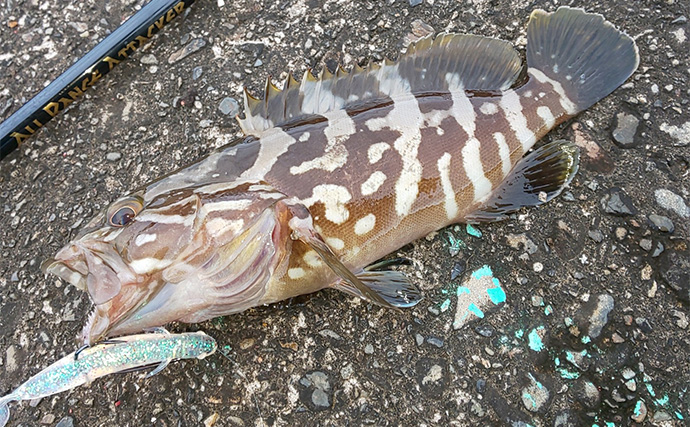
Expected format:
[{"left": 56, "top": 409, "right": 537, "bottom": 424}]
[
  {"left": 43, "top": 7, "right": 639, "bottom": 345},
  {"left": 0, "top": 329, "right": 216, "bottom": 427}
]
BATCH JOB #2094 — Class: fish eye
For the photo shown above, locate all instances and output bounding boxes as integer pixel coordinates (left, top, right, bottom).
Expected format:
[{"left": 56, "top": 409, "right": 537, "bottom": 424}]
[{"left": 107, "top": 196, "right": 143, "bottom": 227}]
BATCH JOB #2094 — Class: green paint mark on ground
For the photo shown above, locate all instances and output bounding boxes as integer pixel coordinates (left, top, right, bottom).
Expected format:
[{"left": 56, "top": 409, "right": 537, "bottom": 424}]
[
  {"left": 466, "top": 223, "right": 482, "bottom": 238},
  {"left": 675, "top": 411, "right": 684, "bottom": 420},
  {"left": 581, "top": 335, "right": 591, "bottom": 344},
  {"left": 528, "top": 327, "right": 545, "bottom": 352},
  {"left": 440, "top": 298, "right": 451, "bottom": 312}
]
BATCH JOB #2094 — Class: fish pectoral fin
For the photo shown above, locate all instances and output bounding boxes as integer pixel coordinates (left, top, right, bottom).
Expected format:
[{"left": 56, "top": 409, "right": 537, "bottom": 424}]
[
  {"left": 335, "top": 269, "right": 422, "bottom": 308},
  {"left": 465, "top": 140, "right": 580, "bottom": 223},
  {"left": 281, "top": 201, "right": 394, "bottom": 308},
  {"left": 146, "top": 359, "right": 171, "bottom": 378}
]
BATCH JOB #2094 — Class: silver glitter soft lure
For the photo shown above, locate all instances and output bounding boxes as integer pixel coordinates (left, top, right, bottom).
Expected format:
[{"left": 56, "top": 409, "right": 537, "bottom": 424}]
[{"left": 0, "top": 330, "right": 216, "bottom": 426}]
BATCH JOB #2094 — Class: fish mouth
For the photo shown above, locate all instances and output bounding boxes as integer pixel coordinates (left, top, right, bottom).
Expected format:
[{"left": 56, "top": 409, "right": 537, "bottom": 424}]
[{"left": 43, "top": 241, "right": 145, "bottom": 345}]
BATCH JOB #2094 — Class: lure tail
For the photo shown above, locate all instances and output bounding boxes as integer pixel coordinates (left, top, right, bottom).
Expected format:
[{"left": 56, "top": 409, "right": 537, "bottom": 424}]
[
  {"left": 527, "top": 7, "right": 639, "bottom": 113},
  {"left": 0, "top": 393, "right": 18, "bottom": 427}
]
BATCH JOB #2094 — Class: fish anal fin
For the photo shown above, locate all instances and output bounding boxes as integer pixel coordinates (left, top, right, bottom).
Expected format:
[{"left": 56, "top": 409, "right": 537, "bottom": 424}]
[
  {"left": 335, "top": 269, "right": 422, "bottom": 308},
  {"left": 465, "top": 140, "right": 580, "bottom": 223}
]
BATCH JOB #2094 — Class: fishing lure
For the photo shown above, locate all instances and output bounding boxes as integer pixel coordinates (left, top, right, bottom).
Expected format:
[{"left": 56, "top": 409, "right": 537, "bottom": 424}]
[{"left": 0, "top": 330, "right": 216, "bottom": 426}]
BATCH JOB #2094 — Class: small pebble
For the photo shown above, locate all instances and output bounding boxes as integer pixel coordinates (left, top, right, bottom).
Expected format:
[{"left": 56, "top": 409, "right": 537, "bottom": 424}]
[
  {"left": 427, "top": 337, "right": 444, "bottom": 348},
  {"left": 40, "top": 414, "right": 55, "bottom": 424},
  {"left": 219, "top": 97, "right": 240, "bottom": 116},
  {"left": 588, "top": 229, "right": 604, "bottom": 243},
  {"left": 56, "top": 417, "right": 74, "bottom": 427},
  {"left": 168, "top": 38, "right": 207, "bottom": 64},
  {"left": 474, "top": 325, "right": 494, "bottom": 337},
  {"left": 648, "top": 214, "right": 674, "bottom": 232},
  {"left": 639, "top": 239, "right": 653, "bottom": 251},
  {"left": 409, "top": 0, "right": 423, "bottom": 6},
  {"left": 192, "top": 66, "right": 203, "bottom": 80},
  {"left": 521, "top": 373, "right": 550, "bottom": 413},
  {"left": 601, "top": 188, "right": 637, "bottom": 216},
  {"left": 631, "top": 400, "right": 647, "bottom": 423},
  {"left": 611, "top": 112, "right": 639, "bottom": 147},
  {"left": 579, "top": 294, "right": 614, "bottom": 339},
  {"left": 654, "top": 189, "right": 690, "bottom": 218},
  {"left": 106, "top": 152, "right": 121, "bottom": 162},
  {"left": 622, "top": 367, "right": 635, "bottom": 380},
  {"left": 139, "top": 54, "right": 157, "bottom": 65}
]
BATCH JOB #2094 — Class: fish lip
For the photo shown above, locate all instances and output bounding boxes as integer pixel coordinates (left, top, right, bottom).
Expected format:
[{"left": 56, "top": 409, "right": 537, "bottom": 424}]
[{"left": 43, "top": 258, "right": 88, "bottom": 291}]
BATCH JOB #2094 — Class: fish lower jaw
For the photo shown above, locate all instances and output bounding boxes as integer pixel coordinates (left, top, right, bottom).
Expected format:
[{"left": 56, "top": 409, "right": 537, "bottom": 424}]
[{"left": 81, "top": 304, "right": 112, "bottom": 345}]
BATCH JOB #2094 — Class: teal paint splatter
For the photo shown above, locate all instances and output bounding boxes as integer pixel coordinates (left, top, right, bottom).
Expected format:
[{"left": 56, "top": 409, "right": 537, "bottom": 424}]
[
  {"left": 467, "top": 303, "right": 485, "bottom": 318},
  {"left": 675, "top": 411, "right": 684, "bottom": 420},
  {"left": 466, "top": 224, "right": 482, "bottom": 238},
  {"left": 565, "top": 349, "right": 588, "bottom": 366},
  {"left": 472, "top": 265, "right": 493, "bottom": 280},
  {"left": 558, "top": 369, "right": 580, "bottom": 380},
  {"left": 544, "top": 305, "right": 553, "bottom": 316},
  {"left": 457, "top": 286, "right": 471, "bottom": 296},
  {"left": 564, "top": 317, "right": 573, "bottom": 327},
  {"left": 440, "top": 299, "right": 451, "bottom": 312},
  {"left": 655, "top": 394, "right": 669, "bottom": 406},
  {"left": 633, "top": 400, "right": 644, "bottom": 417},
  {"left": 515, "top": 329, "right": 525, "bottom": 339},
  {"left": 487, "top": 279, "right": 506, "bottom": 304},
  {"left": 528, "top": 327, "right": 545, "bottom": 352},
  {"left": 646, "top": 383, "right": 656, "bottom": 398},
  {"left": 605, "top": 422, "right": 615, "bottom": 427},
  {"left": 581, "top": 335, "right": 591, "bottom": 344}
]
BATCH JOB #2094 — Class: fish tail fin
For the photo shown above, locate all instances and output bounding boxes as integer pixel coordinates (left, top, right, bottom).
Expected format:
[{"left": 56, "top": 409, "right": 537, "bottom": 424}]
[{"left": 526, "top": 7, "right": 639, "bottom": 113}]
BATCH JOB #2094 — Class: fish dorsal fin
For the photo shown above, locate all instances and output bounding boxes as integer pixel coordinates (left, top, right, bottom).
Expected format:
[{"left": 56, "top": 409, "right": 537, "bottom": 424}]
[{"left": 238, "top": 33, "right": 523, "bottom": 136}]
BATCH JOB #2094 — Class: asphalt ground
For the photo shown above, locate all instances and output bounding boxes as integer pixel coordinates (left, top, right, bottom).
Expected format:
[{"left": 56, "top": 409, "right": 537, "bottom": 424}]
[{"left": 1, "top": 0, "right": 689, "bottom": 425}]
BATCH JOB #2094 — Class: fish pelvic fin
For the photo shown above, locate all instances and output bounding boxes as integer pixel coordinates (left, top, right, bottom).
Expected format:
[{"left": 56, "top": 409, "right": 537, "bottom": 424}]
[
  {"left": 526, "top": 7, "right": 639, "bottom": 113},
  {"left": 465, "top": 140, "right": 579, "bottom": 222},
  {"left": 334, "top": 269, "right": 423, "bottom": 309}
]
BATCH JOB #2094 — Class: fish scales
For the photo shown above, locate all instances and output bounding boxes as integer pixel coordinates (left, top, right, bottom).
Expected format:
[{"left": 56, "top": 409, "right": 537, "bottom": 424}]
[{"left": 43, "top": 7, "right": 639, "bottom": 344}]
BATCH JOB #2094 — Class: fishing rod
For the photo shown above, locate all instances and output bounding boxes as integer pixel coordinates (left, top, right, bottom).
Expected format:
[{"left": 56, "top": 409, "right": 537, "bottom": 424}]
[{"left": 0, "top": 0, "right": 198, "bottom": 161}]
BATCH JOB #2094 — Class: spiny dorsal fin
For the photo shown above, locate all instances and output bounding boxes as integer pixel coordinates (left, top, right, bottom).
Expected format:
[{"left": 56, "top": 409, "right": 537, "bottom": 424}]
[{"left": 238, "top": 33, "right": 523, "bottom": 136}]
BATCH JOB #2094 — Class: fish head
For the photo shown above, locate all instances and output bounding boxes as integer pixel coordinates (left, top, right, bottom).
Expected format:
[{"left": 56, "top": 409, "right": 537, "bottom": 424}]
[{"left": 44, "top": 181, "right": 288, "bottom": 345}]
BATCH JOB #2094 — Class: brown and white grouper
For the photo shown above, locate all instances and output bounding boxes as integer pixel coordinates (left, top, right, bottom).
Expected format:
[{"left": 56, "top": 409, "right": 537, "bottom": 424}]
[{"left": 44, "top": 7, "right": 639, "bottom": 344}]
